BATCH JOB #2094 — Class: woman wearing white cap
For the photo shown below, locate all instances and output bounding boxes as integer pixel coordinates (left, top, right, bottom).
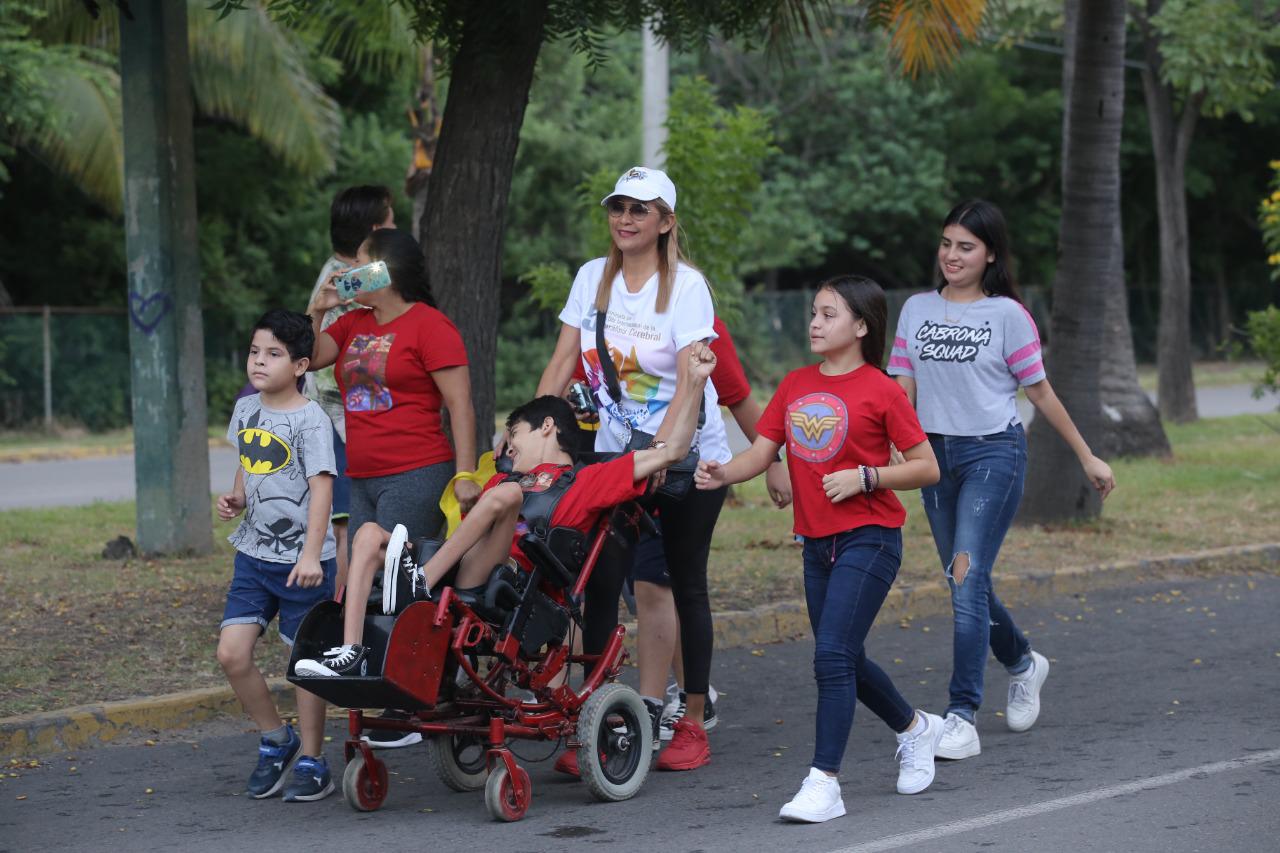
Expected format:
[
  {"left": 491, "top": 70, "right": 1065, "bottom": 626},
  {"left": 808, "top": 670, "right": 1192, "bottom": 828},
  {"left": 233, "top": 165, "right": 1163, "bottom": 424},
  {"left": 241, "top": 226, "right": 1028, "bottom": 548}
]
[{"left": 536, "top": 166, "right": 731, "bottom": 772}]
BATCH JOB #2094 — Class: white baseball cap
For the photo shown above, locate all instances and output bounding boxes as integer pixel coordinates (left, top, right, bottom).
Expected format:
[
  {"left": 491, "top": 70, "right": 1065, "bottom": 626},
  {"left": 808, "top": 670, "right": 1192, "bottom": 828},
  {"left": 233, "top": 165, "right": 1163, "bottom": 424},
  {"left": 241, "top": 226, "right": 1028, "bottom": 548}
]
[{"left": 601, "top": 166, "right": 677, "bottom": 211}]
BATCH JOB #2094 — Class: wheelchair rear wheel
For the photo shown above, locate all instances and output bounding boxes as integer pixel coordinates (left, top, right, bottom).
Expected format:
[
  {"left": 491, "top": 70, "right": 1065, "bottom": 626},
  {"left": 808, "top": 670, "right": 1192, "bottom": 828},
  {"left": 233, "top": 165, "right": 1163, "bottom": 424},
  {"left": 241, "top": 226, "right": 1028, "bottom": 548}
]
[
  {"left": 577, "top": 682, "right": 652, "bottom": 802},
  {"left": 342, "top": 754, "right": 388, "bottom": 811},
  {"left": 428, "top": 733, "right": 489, "bottom": 792}
]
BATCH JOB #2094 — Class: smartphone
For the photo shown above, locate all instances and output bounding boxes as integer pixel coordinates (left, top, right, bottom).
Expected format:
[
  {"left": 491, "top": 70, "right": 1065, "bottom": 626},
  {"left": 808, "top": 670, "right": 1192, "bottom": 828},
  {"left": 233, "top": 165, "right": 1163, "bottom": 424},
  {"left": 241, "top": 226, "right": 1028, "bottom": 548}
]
[{"left": 334, "top": 261, "right": 391, "bottom": 301}]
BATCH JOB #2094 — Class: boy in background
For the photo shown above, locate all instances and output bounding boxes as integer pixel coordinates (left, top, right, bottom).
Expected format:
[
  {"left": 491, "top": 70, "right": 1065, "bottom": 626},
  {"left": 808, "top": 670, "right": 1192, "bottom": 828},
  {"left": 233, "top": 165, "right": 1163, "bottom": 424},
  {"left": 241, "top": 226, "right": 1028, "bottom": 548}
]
[{"left": 217, "top": 309, "right": 338, "bottom": 802}]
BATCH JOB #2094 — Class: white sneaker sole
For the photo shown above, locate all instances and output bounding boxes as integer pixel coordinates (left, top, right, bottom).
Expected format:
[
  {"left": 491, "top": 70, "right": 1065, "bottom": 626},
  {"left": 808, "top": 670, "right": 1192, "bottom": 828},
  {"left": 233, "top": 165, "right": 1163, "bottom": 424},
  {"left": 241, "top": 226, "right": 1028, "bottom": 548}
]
[
  {"left": 294, "top": 659, "right": 341, "bottom": 678},
  {"left": 362, "top": 731, "right": 423, "bottom": 749},
  {"left": 283, "top": 780, "right": 335, "bottom": 802},
  {"left": 1007, "top": 651, "right": 1050, "bottom": 732},
  {"left": 779, "top": 799, "right": 846, "bottom": 823},
  {"left": 382, "top": 524, "right": 409, "bottom": 616}
]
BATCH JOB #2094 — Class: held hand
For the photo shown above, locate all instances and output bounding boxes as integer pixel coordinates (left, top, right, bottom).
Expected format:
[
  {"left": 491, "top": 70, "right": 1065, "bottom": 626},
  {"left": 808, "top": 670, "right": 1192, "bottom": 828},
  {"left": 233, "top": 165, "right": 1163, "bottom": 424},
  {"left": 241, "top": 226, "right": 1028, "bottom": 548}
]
[
  {"left": 695, "top": 459, "right": 725, "bottom": 490},
  {"left": 686, "top": 340, "right": 717, "bottom": 381},
  {"left": 453, "top": 478, "right": 482, "bottom": 514},
  {"left": 308, "top": 271, "right": 349, "bottom": 314},
  {"left": 647, "top": 468, "right": 668, "bottom": 493},
  {"left": 1082, "top": 455, "right": 1116, "bottom": 500},
  {"left": 765, "top": 461, "right": 792, "bottom": 509},
  {"left": 887, "top": 443, "right": 906, "bottom": 467},
  {"left": 216, "top": 491, "right": 245, "bottom": 521},
  {"left": 822, "top": 469, "right": 864, "bottom": 503},
  {"left": 287, "top": 556, "right": 325, "bottom": 589}
]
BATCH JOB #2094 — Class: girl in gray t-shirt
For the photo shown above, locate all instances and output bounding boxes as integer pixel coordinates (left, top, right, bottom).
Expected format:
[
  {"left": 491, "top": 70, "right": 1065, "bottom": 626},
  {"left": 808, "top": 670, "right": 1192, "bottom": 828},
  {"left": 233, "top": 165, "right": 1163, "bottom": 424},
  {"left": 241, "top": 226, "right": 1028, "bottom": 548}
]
[{"left": 888, "top": 199, "right": 1115, "bottom": 763}]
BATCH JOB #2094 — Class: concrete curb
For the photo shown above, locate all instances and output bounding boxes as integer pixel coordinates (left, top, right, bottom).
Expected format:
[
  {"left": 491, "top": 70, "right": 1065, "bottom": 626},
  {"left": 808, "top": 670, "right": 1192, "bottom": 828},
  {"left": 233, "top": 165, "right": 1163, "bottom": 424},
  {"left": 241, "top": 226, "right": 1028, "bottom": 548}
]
[{"left": 5, "top": 542, "right": 1277, "bottom": 758}]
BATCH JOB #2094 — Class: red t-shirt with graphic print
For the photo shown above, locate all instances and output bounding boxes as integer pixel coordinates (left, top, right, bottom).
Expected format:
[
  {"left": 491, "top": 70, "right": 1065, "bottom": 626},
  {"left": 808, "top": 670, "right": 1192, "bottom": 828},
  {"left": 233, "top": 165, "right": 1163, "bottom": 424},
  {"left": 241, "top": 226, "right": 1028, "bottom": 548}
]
[
  {"left": 570, "top": 316, "right": 751, "bottom": 407},
  {"left": 324, "top": 302, "right": 468, "bottom": 478},
  {"left": 479, "top": 454, "right": 646, "bottom": 569},
  {"left": 757, "top": 363, "right": 927, "bottom": 538}
]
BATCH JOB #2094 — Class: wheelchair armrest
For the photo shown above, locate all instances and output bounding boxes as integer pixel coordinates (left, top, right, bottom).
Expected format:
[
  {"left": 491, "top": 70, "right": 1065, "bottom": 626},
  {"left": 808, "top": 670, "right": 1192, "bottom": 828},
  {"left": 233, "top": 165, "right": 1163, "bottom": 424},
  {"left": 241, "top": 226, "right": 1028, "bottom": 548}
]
[{"left": 517, "top": 533, "right": 577, "bottom": 589}]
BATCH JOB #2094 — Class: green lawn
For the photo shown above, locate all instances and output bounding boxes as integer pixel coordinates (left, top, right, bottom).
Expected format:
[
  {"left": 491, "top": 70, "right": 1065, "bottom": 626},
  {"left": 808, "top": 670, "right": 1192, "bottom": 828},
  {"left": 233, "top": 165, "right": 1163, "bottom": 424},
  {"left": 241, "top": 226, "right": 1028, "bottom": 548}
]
[{"left": 1, "top": 414, "right": 1277, "bottom": 716}]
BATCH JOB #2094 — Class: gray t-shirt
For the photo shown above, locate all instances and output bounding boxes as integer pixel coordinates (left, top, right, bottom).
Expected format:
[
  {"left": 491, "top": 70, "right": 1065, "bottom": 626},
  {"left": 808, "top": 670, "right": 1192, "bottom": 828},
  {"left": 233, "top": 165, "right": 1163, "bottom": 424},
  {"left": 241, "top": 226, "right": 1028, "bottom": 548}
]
[
  {"left": 888, "top": 291, "right": 1046, "bottom": 436},
  {"left": 226, "top": 395, "right": 337, "bottom": 563}
]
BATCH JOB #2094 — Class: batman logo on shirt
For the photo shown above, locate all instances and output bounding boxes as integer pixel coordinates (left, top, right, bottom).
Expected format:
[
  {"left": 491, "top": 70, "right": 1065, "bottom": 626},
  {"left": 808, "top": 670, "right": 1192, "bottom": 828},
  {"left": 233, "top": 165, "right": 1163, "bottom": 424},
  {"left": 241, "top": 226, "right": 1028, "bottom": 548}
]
[{"left": 237, "top": 427, "right": 291, "bottom": 475}]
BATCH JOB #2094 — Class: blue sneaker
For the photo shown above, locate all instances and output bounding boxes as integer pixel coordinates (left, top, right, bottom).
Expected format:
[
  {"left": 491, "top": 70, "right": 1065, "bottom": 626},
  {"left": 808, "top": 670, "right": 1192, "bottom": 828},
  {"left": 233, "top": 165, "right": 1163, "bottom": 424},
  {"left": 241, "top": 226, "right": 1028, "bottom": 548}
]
[
  {"left": 246, "top": 726, "right": 301, "bottom": 798},
  {"left": 282, "top": 755, "right": 335, "bottom": 802}
]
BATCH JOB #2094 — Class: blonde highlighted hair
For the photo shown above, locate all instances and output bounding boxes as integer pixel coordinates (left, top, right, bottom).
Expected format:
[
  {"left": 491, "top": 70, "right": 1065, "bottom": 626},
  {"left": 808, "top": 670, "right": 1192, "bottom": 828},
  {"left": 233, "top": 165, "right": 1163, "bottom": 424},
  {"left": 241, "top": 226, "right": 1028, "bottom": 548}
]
[{"left": 593, "top": 200, "right": 708, "bottom": 313}]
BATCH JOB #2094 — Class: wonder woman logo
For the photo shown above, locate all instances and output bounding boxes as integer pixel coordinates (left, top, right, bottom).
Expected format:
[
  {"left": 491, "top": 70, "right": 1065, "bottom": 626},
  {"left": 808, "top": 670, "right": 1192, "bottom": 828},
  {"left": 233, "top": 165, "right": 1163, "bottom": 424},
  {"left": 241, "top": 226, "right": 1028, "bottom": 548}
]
[{"left": 787, "top": 392, "right": 848, "bottom": 463}]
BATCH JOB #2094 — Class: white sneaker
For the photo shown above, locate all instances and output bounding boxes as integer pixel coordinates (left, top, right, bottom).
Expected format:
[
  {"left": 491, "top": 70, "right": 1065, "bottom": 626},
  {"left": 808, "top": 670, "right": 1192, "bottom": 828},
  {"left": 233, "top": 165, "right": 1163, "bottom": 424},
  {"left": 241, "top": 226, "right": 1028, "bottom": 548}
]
[
  {"left": 895, "top": 712, "right": 944, "bottom": 794},
  {"left": 935, "top": 712, "right": 981, "bottom": 760},
  {"left": 778, "top": 767, "right": 846, "bottom": 823},
  {"left": 382, "top": 524, "right": 410, "bottom": 615},
  {"left": 1006, "top": 651, "right": 1050, "bottom": 732}
]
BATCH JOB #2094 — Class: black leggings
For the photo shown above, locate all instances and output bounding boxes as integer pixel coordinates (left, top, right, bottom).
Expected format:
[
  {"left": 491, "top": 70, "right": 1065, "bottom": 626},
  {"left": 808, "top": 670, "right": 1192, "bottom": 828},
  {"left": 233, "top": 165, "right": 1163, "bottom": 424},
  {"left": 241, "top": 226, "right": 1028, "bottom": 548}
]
[{"left": 582, "top": 485, "right": 727, "bottom": 695}]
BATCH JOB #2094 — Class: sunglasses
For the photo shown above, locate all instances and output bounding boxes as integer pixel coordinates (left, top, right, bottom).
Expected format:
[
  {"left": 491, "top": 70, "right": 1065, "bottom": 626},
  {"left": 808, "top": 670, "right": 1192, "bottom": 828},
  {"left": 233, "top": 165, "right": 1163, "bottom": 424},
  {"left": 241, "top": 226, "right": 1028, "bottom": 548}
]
[{"left": 606, "top": 199, "right": 655, "bottom": 220}]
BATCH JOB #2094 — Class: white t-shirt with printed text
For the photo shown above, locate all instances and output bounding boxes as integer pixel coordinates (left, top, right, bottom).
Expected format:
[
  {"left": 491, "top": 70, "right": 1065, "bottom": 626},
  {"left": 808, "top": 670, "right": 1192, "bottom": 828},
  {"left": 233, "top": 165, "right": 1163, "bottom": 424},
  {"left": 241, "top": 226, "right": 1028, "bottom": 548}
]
[
  {"left": 558, "top": 258, "right": 731, "bottom": 464},
  {"left": 888, "top": 291, "right": 1046, "bottom": 436}
]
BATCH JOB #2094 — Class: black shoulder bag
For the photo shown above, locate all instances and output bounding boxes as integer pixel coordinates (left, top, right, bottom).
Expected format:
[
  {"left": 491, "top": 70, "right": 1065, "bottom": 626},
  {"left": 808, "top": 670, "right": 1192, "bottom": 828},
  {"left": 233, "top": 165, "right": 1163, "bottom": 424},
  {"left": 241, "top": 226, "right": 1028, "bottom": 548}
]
[{"left": 595, "top": 309, "right": 703, "bottom": 500}]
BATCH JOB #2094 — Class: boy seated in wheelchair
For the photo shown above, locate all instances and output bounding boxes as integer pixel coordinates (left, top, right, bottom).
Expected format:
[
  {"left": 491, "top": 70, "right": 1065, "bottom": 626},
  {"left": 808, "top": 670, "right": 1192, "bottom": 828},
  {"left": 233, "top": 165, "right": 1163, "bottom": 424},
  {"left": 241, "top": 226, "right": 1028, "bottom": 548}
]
[{"left": 294, "top": 341, "right": 716, "bottom": 677}]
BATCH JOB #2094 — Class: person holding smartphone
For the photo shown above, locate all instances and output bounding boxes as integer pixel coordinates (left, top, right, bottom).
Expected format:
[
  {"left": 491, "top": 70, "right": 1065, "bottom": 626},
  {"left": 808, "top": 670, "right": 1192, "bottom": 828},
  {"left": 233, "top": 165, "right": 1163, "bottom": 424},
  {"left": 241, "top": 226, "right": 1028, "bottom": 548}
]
[{"left": 306, "top": 227, "right": 479, "bottom": 746}]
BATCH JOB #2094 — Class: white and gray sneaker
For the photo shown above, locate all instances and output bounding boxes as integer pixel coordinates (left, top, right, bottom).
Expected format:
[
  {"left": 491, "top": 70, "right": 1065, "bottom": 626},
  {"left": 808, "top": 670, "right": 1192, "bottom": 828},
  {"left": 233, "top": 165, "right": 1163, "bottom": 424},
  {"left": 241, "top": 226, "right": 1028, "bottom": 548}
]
[
  {"left": 895, "top": 712, "right": 944, "bottom": 794},
  {"left": 935, "top": 712, "right": 981, "bottom": 760},
  {"left": 779, "top": 767, "right": 846, "bottom": 823},
  {"left": 660, "top": 684, "right": 719, "bottom": 740},
  {"left": 1006, "top": 651, "right": 1050, "bottom": 732}
]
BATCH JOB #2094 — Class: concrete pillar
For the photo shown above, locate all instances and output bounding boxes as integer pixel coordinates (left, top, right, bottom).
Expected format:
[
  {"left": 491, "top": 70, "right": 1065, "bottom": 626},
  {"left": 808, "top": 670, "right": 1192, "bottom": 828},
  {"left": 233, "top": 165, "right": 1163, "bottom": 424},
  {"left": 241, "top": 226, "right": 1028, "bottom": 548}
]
[
  {"left": 120, "top": 0, "right": 212, "bottom": 555},
  {"left": 642, "top": 21, "right": 669, "bottom": 169}
]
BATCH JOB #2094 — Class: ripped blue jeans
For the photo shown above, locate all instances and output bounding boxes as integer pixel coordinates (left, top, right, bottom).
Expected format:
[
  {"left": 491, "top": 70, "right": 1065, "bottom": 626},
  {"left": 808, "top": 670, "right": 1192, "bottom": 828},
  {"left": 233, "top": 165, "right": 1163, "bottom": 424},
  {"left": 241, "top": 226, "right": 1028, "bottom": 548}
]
[{"left": 922, "top": 424, "right": 1033, "bottom": 722}]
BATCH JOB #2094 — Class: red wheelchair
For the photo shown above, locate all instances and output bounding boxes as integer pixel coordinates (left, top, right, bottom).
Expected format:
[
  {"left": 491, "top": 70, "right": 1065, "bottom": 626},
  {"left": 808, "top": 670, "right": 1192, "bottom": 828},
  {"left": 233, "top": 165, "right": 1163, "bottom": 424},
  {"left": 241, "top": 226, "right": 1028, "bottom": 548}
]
[{"left": 287, "top": 500, "right": 654, "bottom": 821}]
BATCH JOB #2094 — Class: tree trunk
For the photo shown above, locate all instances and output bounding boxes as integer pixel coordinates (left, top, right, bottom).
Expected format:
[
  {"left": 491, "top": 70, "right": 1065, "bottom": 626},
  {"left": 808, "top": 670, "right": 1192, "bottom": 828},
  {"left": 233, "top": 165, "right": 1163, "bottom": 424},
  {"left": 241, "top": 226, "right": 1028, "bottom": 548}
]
[
  {"left": 119, "top": 0, "right": 212, "bottom": 555},
  {"left": 1069, "top": 0, "right": 1169, "bottom": 459},
  {"left": 1139, "top": 2, "right": 1200, "bottom": 422},
  {"left": 1020, "top": 0, "right": 1125, "bottom": 523},
  {"left": 407, "top": 43, "right": 441, "bottom": 238},
  {"left": 422, "top": 2, "right": 549, "bottom": 452}
]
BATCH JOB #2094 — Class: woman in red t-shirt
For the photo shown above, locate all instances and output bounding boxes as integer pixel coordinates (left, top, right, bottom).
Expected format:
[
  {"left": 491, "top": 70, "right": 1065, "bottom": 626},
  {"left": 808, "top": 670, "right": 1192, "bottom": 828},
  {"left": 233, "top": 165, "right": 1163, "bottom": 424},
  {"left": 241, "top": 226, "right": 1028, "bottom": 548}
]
[
  {"left": 307, "top": 229, "right": 478, "bottom": 674},
  {"left": 695, "top": 276, "right": 944, "bottom": 824}
]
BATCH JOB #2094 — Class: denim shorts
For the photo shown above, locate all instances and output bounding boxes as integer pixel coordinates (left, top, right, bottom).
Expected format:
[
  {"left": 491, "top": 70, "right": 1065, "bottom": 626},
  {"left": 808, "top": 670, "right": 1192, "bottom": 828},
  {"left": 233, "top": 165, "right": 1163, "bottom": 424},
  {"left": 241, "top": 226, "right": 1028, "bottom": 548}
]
[
  {"left": 331, "top": 426, "right": 350, "bottom": 521},
  {"left": 221, "top": 551, "right": 337, "bottom": 645},
  {"left": 628, "top": 520, "right": 671, "bottom": 589}
]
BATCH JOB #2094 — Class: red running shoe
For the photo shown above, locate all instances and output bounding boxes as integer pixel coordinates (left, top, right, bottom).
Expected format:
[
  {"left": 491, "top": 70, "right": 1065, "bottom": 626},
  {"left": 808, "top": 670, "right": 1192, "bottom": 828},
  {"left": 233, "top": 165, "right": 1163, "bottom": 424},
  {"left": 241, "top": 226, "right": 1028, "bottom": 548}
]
[
  {"left": 656, "top": 718, "right": 710, "bottom": 771},
  {"left": 553, "top": 749, "right": 580, "bottom": 777}
]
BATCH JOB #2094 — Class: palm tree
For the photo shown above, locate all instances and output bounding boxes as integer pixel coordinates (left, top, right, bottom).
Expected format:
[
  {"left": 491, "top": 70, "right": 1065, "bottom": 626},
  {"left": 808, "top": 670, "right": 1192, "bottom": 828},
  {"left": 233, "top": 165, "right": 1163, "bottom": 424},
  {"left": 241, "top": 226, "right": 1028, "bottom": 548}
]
[
  {"left": 1021, "top": 0, "right": 1131, "bottom": 522},
  {"left": 14, "top": 0, "right": 341, "bottom": 213}
]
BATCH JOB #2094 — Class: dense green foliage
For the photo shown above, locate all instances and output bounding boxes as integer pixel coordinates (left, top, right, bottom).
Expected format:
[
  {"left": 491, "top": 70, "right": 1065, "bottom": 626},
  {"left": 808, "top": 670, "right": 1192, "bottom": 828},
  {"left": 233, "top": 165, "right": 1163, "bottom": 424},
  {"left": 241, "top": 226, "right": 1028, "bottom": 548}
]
[{"left": 2, "top": 2, "right": 1278, "bottom": 430}]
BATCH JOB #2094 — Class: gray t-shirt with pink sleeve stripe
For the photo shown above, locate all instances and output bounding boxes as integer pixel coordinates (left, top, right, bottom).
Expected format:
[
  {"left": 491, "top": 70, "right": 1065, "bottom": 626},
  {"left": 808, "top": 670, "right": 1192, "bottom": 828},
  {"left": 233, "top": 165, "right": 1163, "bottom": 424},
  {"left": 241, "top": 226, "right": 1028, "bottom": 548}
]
[{"left": 888, "top": 291, "right": 1045, "bottom": 436}]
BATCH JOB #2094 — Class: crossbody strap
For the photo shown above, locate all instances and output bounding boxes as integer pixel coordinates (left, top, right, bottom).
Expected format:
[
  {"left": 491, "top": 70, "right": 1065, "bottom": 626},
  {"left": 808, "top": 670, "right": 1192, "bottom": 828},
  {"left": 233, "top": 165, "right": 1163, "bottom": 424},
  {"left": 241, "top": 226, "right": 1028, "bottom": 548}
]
[{"left": 594, "top": 307, "right": 706, "bottom": 429}]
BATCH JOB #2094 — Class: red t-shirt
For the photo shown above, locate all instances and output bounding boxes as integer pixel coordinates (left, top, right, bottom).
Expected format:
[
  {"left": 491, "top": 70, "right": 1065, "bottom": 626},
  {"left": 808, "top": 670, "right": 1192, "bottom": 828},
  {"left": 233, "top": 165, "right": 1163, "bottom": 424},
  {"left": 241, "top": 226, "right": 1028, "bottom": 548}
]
[
  {"left": 480, "top": 455, "right": 646, "bottom": 569},
  {"left": 324, "top": 303, "right": 468, "bottom": 477},
  {"left": 570, "top": 316, "right": 750, "bottom": 406},
  {"left": 757, "top": 363, "right": 927, "bottom": 537}
]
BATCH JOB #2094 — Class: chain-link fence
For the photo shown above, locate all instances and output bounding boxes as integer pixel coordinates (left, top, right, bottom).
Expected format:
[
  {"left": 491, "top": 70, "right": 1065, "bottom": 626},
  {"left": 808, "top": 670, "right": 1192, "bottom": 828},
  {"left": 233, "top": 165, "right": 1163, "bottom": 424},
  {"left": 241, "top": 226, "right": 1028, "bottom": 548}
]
[{"left": 0, "top": 308, "right": 242, "bottom": 431}]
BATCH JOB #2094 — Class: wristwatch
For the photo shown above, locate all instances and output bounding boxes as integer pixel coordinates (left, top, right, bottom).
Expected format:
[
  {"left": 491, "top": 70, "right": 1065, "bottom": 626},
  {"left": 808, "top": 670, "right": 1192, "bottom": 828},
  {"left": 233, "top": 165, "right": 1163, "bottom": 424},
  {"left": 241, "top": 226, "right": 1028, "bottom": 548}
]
[{"left": 648, "top": 440, "right": 668, "bottom": 450}]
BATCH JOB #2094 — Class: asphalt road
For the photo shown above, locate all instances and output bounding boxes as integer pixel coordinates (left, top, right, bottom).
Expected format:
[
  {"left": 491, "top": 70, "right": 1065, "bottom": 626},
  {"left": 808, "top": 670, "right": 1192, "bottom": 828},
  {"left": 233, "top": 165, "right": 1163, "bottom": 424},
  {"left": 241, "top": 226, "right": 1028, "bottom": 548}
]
[
  {"left": 4, "top": 572, "right": 1277, "bottom": 853},
  {"left": 2, "top": 383, "right": 1277, "bottom": 511}
]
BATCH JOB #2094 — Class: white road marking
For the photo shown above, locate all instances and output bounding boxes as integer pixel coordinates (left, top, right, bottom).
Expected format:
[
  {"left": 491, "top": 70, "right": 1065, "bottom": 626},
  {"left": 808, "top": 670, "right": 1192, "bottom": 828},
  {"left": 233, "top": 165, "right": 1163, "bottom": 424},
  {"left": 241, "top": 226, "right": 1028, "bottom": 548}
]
[{"left": 829, "top": 748, "right": 1280, "bottom": 853}]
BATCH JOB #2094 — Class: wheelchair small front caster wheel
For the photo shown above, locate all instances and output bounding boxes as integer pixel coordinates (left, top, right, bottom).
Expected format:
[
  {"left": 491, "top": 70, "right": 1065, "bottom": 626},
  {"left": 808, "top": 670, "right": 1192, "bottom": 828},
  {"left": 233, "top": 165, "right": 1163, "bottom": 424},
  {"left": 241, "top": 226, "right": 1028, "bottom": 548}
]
[
  {"left": 343, "top": 754, "right": 388, "bottom": 811},
  {"left": 484, "top": 763, "right": 531, "bottom": 821}
]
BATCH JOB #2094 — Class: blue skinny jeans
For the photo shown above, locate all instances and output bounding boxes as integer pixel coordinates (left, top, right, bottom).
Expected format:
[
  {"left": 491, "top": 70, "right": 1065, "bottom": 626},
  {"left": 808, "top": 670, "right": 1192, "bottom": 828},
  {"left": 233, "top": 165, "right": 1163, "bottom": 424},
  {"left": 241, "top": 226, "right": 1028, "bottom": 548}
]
[
  {"left": 922, "top": 424, "right": 1033, "bottom": 723},
  {"left": 802, "top": 526, "right": 914, "bottom": 774}
]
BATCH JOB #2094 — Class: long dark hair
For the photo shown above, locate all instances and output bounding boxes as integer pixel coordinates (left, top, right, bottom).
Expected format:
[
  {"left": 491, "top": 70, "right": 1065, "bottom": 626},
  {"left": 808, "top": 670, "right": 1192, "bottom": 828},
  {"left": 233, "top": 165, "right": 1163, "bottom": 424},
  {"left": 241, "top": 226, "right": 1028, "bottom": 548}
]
[
  {"left": 818, "top": 275, "right": 888, "bottom": 371},
  {"left": 938, "top": 199, "right": 1022, "bottom": 303},
  {"left": 364, "top": 229, "right": 436, "bottom": 307}
]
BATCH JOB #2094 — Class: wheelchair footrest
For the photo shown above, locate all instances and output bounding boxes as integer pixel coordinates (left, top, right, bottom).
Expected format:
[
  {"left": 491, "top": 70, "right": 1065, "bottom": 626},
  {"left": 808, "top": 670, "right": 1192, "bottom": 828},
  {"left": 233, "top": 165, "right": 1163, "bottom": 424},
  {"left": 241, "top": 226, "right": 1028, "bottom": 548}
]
[{"left": 287, "top": 600, "right": 454, "bottom": 710}]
